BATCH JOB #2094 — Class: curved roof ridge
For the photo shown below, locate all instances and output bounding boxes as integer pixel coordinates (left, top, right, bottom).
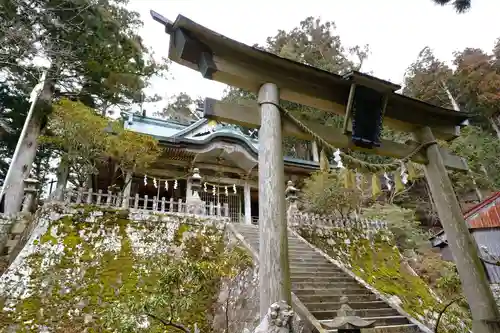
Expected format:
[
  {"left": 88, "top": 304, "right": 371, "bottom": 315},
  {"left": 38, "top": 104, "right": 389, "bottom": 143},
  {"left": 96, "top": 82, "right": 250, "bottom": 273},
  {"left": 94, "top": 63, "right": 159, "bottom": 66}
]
[{"left": 173, "top": 118, "right": 208, "bottom": 138}]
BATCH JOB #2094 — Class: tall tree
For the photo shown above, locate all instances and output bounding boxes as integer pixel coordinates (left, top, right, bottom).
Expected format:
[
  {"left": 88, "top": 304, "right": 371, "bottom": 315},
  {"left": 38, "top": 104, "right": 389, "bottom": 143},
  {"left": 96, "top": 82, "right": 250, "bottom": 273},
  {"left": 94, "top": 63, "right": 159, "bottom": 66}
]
[
  {"left": 154, "top": 92, "right": 203, "bottom": 125},
  {"left": 403, "top": 47, "right": 453, "bottom": 109},
  {"left": 224, "top": 17, "right": 369, "bottom": 158},
  {"left": 432, "top": 0, "right": 472, "bottom": 13},
  {"left": 403, "top": 45, "right": 500, "bottom": 200},
  {"left": 0, "top": 0, "right": 168, "bottom": 213}
]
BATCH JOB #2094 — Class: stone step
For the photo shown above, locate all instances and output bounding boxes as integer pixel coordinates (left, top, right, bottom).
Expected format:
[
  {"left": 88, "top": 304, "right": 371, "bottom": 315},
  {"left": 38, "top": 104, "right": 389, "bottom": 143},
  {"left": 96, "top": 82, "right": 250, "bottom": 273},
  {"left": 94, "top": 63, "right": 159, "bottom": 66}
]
[
  {"left": 312, "top": 308, "right": 400, "bottom": 320},
  {"left": 233, "top": 228, "right": 420, "bottom": 332},
  {"left": 298, "top": 293, "right": 379, "bottom": 304},
  {"left": 289, "top": 256, "right": 329, "bottom": 262},
  {"left": 245, "top": 240, "right": 305, "bottom": 247},
  {"left": 319, "top": 316, "right": 410, "bottom": 328},
  {"left": 291, "top": 276, "right": 354, "bottom": 283},
  {"left": 371, "top": 324, "right": 420, "bottom": 333},
  {"left": 304, "top": 300, "right": 391, "bottom": 311},
  {"left": 292, "top": 281, "right": 361, "bottom": 290},
  {"left": 324, "top": 324, "right": 420, "bottom": 333},
  {"left": 288, "top": 250, "right": 324, "bottom": 255},
  {"left": 289, "top": 262, "right": 337, "bottom": 269},
  {"left": 293, "top": 288, "right": 371, "bottom": 296},
  {"left": 290, "top": 268, "right": 346, "bottom": 275}
]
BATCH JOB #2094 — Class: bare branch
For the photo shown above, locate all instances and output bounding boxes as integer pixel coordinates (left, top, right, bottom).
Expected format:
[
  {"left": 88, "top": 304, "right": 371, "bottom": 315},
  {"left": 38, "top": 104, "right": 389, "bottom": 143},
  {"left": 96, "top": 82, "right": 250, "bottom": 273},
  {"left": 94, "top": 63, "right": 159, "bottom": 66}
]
[{"left": 144, "top": 311, "right": 191, "bottom": 333}]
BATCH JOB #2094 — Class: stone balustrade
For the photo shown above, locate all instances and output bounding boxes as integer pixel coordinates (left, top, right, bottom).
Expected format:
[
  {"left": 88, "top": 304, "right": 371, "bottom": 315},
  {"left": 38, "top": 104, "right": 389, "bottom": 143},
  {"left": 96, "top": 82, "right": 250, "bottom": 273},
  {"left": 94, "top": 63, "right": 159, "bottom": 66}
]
[
  {"left": 287, "top": 210, "right": 387, "bottom": 231},
  {"left": 62, "top": 187, "right": 231, "bottom": 218}
]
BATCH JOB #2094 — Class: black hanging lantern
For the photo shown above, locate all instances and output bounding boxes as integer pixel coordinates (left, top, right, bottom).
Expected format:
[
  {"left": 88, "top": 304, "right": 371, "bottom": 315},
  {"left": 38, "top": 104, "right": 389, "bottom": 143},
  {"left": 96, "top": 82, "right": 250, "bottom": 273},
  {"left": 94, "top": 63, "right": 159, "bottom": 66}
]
[{"left": 351, "top": 85, "right": 384, "bottom": 149}]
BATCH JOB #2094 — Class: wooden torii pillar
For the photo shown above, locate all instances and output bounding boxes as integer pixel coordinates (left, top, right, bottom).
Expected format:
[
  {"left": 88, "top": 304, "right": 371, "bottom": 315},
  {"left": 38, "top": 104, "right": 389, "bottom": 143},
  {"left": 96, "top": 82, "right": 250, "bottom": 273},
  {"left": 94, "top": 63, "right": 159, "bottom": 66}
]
[{"left": 151, "top": 11, "right": 500, "bottom": 332}]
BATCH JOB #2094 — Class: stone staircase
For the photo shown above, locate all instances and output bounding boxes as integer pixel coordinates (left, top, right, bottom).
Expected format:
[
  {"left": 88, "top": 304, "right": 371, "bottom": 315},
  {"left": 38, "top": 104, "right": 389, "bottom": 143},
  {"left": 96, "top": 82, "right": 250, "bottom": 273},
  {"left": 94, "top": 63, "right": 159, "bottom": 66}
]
[{"left": 232, "top": 224, "right": 427, "bottom": 333}]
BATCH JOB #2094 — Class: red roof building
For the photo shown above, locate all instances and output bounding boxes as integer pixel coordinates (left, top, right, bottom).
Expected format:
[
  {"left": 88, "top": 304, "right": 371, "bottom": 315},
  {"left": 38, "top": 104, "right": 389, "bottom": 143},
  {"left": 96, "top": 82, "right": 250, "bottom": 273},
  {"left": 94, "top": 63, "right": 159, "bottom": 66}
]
[{"left": 430, "top": 192, "right": 500, "bottom": 283}]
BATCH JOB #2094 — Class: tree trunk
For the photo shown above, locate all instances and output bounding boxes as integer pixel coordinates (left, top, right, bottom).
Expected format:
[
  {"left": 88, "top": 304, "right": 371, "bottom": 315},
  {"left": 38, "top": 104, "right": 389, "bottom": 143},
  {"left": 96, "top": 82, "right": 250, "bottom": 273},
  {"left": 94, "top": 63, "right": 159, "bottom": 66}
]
[
  {"left": 489, "top": 116, "right": 500, "bottom": 140},
  {"left": 53, "top": 156, "right": 70, "bottom": 201},
  {"left": 293, "top": 142, "right": 307, "bottom": 160},
  {"left": 121, "top": 171, "right": 133, "bottom": 208},
  {"left": 3, "top": 111, "right": 43, "bottom": 214}
]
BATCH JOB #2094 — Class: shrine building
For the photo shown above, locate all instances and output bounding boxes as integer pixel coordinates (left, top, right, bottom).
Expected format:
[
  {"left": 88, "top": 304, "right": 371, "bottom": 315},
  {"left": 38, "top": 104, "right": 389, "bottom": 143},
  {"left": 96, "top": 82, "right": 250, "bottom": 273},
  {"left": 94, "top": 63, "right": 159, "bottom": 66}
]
[{"left": 100, "top": 109, "right": 321, "bottom": 223}]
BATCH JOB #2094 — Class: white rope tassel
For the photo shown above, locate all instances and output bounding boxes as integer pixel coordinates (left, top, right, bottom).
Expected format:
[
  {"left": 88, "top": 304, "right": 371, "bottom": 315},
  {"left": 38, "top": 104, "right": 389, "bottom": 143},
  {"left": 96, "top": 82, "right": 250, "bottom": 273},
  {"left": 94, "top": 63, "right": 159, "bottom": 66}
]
[
  {"left": 144, "top": 174, "right": 148, "bottom": 186},
  {"left": 400, "top": 162, "right": 409, "bottom": 185},
  {"left": 333, "top": 149, "right": 344, "bottom": 169},
  {"left": 383, "top": 172, "right": 392, "bottom": 191}
]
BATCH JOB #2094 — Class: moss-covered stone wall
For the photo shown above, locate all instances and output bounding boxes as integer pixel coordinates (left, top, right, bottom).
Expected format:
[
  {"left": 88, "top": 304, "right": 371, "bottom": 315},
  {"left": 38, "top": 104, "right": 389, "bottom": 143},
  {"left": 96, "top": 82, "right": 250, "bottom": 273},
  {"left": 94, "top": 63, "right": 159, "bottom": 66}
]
[
  {"left": 295, "top": 225, "right": 471, "bottom": 333},
  {"left": 0, "top": 205, "right": 251, "bottom": 332}
]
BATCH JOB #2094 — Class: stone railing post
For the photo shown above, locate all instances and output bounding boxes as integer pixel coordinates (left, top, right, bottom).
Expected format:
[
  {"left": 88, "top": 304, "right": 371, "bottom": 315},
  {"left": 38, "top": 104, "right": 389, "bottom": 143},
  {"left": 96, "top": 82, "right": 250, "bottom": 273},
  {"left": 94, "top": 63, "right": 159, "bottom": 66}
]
[
  {"left": 285, "top": 180, "right": 299, "bottom": 226},
  {"left": 22, "top": 178, "right": 39, "bottom": 213}
]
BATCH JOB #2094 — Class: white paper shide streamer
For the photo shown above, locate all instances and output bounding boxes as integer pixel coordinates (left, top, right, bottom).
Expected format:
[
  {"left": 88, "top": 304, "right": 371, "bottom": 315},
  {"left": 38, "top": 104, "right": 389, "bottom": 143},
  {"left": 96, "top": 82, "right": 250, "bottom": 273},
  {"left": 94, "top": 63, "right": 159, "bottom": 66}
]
[
  {"left": 383, "top": 172, "right": 392, "bottom": 191},
  {"left": 400, "top": 162, "right": 409, "bottom": 185},
  {"left": 143, "top": 174, "right": 148, "bottom": 186},
  {"left": 333, "top": 149, "right": 344, "bottom": 169}
]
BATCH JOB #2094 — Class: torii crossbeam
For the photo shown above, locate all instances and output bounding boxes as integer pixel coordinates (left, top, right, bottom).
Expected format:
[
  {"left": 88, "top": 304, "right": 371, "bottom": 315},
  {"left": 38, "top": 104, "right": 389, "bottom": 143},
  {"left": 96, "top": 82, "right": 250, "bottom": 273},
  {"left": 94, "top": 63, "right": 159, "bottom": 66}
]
[{"left": 151, "top": 10, "right": 500, "bottom": 333}]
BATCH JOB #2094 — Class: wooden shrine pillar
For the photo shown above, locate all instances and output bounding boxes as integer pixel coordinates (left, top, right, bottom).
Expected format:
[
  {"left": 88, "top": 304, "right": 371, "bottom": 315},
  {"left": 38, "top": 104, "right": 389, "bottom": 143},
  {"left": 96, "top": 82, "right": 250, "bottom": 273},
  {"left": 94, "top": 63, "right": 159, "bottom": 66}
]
[
  {"left": 311, "top": 141, "right": 320, "bottom": 162},
  {"left": 257, "top": 83, "right": 291, "bottom": 318},
  {"left": 418, "top": 127, "right": 500, "bottom": 333}
]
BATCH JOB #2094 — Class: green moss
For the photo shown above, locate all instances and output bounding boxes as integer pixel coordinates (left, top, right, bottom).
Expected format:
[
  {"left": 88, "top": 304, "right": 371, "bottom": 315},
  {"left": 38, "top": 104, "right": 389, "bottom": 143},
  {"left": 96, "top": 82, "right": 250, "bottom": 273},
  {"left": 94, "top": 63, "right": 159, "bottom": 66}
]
[
  {"left": 0, "top": 207, "right": 251, "bottom": 333},
  {"left": 297, "top": 225, "right": 471, "bottom": 333}
]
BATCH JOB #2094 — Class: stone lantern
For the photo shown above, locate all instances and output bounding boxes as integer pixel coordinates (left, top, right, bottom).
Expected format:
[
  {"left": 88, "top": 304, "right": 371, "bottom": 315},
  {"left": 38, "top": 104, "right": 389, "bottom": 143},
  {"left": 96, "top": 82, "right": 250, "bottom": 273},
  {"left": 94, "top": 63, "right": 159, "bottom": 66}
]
[
  {"left": 22, "top": 178, "right": 39, "bottom": 213},
  {"left": 187, "top": 168, "right": 203, "bottom": 214},
  {"left": 285, "top": 181, "right": 299, "bottom": 224},
  {"left": 190, "top": 167, "right": 202, "bottom": 196},
  {"left": 285, "top": 180, "right": 298, "bottom": 204}
]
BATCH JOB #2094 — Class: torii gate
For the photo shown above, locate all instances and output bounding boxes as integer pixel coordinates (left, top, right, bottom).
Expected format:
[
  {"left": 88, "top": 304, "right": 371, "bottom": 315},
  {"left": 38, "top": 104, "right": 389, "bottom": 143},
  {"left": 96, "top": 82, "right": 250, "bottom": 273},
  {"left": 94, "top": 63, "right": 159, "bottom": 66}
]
[{"left": 151, "top": 11, "right": 500, "bottom": 333}]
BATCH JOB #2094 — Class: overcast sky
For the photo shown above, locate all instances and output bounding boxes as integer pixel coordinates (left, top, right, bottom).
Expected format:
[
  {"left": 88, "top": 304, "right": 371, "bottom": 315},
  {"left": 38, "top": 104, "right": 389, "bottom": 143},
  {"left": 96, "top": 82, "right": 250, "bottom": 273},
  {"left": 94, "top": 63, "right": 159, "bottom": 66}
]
[{"left": 127, "top": 0, "right": 500, "bottom": 114}]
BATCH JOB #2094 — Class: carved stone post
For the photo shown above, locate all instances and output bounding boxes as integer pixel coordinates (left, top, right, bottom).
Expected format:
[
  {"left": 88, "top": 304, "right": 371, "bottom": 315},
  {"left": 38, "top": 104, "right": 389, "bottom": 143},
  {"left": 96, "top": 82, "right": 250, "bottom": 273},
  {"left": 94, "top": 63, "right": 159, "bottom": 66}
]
[
  {"left": 258, "top": 83, "right": 291, "bottom": 318},
  {"left": 285, "top": 181, "right": 299, "bottom": 226},
  {"left": 244, "top": 181, "right": 252, "bottom": 224},
  {"left": 22, "top": 178, "right": 39, "bottom": 213},
  {"left": 254, "top": 301, "right": 294, "bottom": 333},
  {"left": 186, "top": 168, "right": 203, "bottom": 215}
]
